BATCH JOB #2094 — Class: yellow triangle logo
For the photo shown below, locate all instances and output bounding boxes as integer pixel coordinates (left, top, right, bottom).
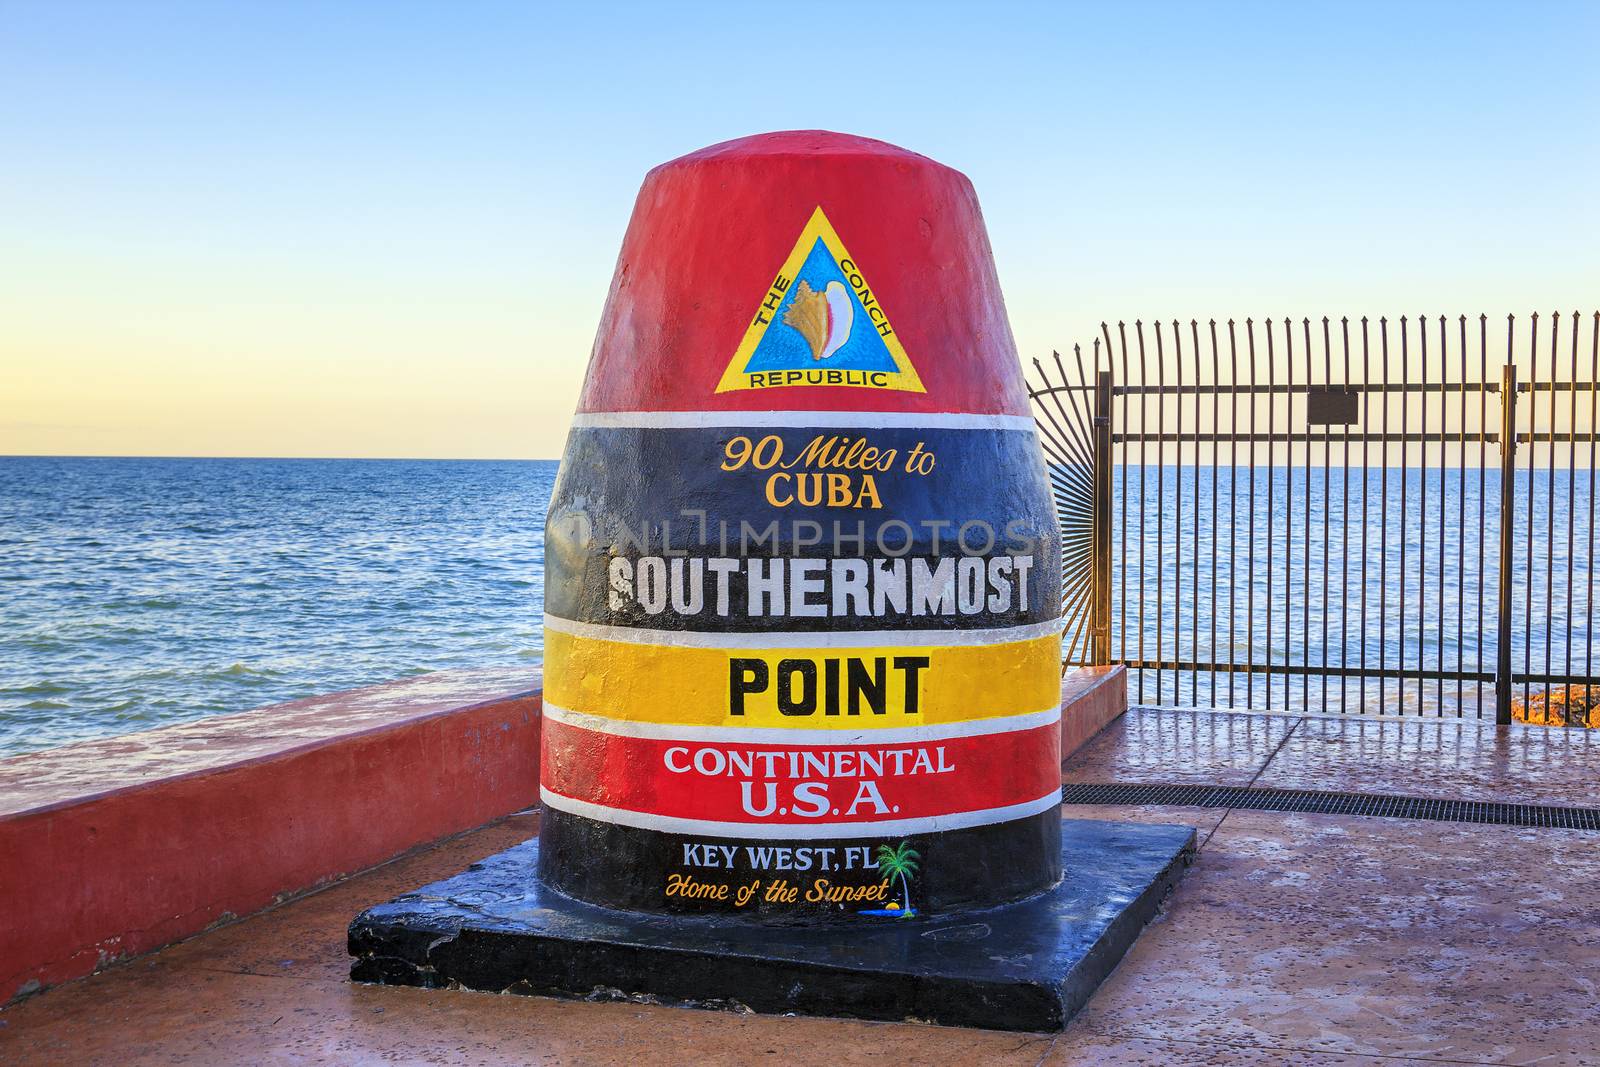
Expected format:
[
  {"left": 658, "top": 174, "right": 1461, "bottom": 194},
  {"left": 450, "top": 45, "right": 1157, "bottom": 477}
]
[{"left": 716, "top": 207, "right": 925, "bottom": 394}]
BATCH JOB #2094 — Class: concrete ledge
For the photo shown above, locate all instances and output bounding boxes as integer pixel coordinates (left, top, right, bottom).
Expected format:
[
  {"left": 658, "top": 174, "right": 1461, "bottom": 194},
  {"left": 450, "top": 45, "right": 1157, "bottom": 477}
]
[
  {"left": 0, "top": 668, "right": 541, "bottom": 1004},
  {"left": 1060, "top": 665, "right": 1127, "bottom": 763}
]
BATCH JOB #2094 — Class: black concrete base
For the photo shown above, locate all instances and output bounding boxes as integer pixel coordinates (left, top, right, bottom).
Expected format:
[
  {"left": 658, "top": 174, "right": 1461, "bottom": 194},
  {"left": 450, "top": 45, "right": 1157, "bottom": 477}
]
[{"left": 348, "top": 818, "right": 1196, "bottom": 1033}]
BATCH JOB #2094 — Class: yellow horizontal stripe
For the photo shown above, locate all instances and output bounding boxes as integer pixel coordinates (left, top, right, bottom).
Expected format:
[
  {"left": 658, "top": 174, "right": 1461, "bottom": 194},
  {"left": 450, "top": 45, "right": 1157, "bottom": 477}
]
[{"left": 544, "top": 629, "right": 1061, "bottom": 729}]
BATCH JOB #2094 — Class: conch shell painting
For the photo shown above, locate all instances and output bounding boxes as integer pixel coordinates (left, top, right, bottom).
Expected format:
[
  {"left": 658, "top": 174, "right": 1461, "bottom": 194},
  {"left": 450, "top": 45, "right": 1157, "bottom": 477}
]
[{"left": 782, "top": 279, "right": 854, "bottom": 360}]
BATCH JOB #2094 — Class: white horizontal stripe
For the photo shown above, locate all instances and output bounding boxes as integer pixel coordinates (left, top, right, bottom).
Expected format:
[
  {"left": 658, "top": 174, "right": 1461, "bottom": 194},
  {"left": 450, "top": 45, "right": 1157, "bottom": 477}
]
[
  {"left": 539, "top": 787, "right": 1061, "bottom": 840},
  {"left": 543, "top": 614, "right": 1065, "bottom": 649},
  {"left": 569, "top": 410, "right": 1037, "bottom": 432},
  {"left": 542, "top": 702, "right": 1062, "bottom": 745}
]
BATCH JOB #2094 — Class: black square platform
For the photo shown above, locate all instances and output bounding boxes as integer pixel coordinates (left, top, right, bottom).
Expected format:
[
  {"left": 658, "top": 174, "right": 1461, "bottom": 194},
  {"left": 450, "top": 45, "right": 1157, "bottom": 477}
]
[{"left": 349, "top": 817, "right": 1195, "bottom": 1033}]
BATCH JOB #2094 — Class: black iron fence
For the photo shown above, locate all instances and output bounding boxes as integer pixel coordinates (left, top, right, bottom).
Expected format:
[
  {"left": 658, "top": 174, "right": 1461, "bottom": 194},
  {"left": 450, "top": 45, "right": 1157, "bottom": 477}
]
[{"left": 1029, "top": 313, "right": 1600, "bottom": 722}]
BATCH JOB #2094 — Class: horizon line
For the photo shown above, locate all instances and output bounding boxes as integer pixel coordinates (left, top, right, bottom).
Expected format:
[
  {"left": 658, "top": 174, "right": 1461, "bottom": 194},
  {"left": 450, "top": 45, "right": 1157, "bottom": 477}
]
[{"left": 0, "top": 453, "right": 563, "bottom": 463}]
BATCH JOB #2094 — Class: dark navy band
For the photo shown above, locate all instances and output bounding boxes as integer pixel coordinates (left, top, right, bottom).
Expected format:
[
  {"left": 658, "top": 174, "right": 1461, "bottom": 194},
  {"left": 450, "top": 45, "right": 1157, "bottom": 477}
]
[{"left": 544, "top": 425, "right": 1060, "bottom": 632}]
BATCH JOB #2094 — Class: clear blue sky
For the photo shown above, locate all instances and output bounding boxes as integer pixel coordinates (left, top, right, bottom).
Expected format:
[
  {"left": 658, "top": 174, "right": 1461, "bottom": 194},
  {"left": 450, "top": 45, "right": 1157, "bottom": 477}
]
[{"left": 2, "top": 0, "right": 1595, "bottom": 458}]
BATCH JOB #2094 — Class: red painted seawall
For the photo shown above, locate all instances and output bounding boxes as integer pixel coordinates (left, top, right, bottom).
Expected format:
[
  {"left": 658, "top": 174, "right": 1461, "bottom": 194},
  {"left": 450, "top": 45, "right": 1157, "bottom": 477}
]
[
  {"left": 0, "top": 668, "right": 541, "bottom": 1004},
  {"left": 1060, "top": 666, "right": 1128, "bottom": 758},
  {"left": 1, "top": 664, "right": 1122, "bottom": 1003}
]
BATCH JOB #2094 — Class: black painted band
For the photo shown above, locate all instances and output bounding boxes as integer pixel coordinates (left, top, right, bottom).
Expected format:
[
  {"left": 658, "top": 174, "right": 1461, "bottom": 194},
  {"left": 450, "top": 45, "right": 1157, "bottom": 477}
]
[{"left": 536, "top": 805, "right": 1063, "bottom": 923}]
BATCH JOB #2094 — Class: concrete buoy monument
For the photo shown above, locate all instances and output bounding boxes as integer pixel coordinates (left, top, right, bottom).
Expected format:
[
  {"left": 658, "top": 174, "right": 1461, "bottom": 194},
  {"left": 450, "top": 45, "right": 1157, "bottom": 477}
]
[
  {"left": 350, "top": 132, "right": 1195, "bottom": 1032},
  {"left": 538, "top": 130, "right": 1064, "bottom": 918}
]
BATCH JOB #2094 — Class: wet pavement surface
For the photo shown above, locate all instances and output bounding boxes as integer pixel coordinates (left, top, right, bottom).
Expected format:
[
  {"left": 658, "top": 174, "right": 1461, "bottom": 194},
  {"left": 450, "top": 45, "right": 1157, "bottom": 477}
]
[
  {"left": 4, "top": 709, "right": 1599, "bottom": 1065},
  {"left": 1065, "top": 706, "right": 1600, "bottom": 810}
]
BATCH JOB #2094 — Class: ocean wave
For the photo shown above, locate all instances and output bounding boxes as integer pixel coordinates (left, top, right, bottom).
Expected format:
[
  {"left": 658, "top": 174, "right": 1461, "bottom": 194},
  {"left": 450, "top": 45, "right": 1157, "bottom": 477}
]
[
  {"left": 210, "top": 663, "right": 283, "bottom": 680},
  {"left": 9, "top": 680, "right": 72, "bottom": 696}
]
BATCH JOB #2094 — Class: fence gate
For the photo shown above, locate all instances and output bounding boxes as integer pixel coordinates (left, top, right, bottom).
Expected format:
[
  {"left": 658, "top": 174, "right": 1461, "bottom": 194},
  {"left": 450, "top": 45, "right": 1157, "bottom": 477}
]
[{"left": 1029, "top": 313, "right": 1600, "bottom": 722}]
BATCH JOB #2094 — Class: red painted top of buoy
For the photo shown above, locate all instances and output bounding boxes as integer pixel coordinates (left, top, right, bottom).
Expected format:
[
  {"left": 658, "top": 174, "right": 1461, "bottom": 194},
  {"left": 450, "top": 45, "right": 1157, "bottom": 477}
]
[{"left": 576, "top": 130, "right": 1028, "bottom": 416}]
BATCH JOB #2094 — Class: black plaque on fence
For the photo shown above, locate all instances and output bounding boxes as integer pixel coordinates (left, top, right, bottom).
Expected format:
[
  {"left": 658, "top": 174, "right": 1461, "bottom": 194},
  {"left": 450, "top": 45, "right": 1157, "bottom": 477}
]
[{"left": 1306, "top": 387, "right": 1361, "bottom": 426}]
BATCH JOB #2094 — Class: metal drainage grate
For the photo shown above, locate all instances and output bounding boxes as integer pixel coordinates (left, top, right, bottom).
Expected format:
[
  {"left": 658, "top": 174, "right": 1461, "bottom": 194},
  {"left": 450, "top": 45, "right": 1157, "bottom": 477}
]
[{"left": 1061, "top": 782, "right": 1600, "bottom": 831}]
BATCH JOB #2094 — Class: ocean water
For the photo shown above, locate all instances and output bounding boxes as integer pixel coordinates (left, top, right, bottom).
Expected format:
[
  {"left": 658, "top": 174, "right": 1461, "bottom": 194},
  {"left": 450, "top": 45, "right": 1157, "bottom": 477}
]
[
  {"left": 0, "top": 457, "right": 555, "bottom": 756},
  {"left": 1107, "top": 464, "right": 1597, "bottom": 718},
  {"left": 3, "top": 456, "right": 1593, "bottom": 757}
]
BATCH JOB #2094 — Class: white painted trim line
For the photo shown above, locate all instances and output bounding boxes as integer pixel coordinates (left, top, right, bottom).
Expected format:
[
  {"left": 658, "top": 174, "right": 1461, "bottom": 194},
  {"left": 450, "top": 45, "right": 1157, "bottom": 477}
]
[
  {"left": 568, "top": 410, "right": 1038, "bottom": 432},
  {"left": 542, "top": 702, "right": 1062, "bottom": 744},
  {"left": 538, "top": 787, "right": 1062, "bottom": 840},
  {"left": 543, "top": 614, "right": 1066, "bottom": 649}
]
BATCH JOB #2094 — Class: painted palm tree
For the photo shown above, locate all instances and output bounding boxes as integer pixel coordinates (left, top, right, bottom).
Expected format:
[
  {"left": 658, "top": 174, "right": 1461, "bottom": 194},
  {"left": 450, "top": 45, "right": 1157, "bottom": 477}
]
[{"left": 875, "top": 841, "right": 920, "bottom": 917}]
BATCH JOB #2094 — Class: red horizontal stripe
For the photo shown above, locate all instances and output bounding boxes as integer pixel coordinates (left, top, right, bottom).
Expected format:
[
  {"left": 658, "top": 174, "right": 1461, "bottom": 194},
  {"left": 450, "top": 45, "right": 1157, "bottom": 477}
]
[{"left": 541, "top": 717, "right": 1059, "bottom": 829}]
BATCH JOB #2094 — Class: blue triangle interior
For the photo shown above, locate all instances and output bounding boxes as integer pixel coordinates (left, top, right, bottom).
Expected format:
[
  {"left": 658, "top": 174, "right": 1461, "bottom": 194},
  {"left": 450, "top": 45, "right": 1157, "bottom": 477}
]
[{"left": 742, "top": 239, "right": 899, "bottom": 374}]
